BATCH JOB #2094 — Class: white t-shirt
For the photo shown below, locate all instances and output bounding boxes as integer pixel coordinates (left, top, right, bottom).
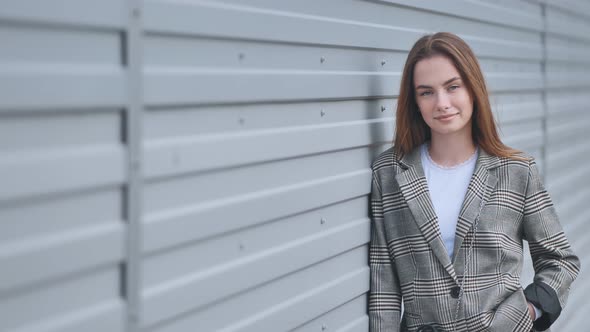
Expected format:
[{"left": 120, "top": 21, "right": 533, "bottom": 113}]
[{"left": 420, "top": 143, "right": 478, "bottom": 259}]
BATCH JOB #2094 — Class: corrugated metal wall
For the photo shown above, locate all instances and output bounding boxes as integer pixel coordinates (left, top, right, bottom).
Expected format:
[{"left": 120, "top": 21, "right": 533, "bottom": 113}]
[
  {"left": 0, "top": 1, "right": 129, "bottom": 332},
  {"left": 0, "top": 1, "right": 588, "bottom": 331},
  {"left": 541, "top": 1, "right": 590, "bottom": 331}
]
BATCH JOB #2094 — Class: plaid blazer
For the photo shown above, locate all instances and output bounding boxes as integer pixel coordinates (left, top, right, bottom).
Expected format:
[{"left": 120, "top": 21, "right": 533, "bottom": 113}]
[{"left": 369, "top": 145, "right": 580, "bottom": 332}]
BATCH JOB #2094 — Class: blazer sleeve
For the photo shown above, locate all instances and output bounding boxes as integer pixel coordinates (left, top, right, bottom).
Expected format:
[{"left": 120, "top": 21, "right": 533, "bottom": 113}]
[
  {"left": 368, "top": 171, "right": 402, "bottom": 332},
  {"left": 522, "top": 159, "right": 581, "bottom": 331}
]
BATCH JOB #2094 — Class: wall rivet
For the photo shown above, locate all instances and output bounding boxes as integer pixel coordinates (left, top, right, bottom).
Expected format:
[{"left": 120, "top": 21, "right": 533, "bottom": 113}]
[
  {"left": 381, "top": 106, "right": 386, "bottom": 112},
  {"left": 132, "top": 8, "right": 141, "bottom": 18},
  {"left": 239, "top": 117, "right": 245, "bottom": 125},
  {"left": 320, "top": 56, "right": 326, "bottom": 63},
  {"left": 239, "top": 53, "right": 245, "bottom": 60},
  {"left": 320, "top": 218, "right": 326, "bottom": 225},
  {"left": 320, "top": 110, "right": 325, "bottom": 117},
  {"left": 321, "top": 324, "right": 327, "bottom": 331},
  {"left": 239, "top": 243, "right": 245, "bottom": 250},
  {"left": 381, "top": 60, "right": 386, "bottom": 66}
]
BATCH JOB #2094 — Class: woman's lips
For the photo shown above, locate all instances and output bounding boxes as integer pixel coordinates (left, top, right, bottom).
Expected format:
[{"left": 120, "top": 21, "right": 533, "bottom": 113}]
[{"left": 436, "top": 113, "right": 458, "bottom": 121}]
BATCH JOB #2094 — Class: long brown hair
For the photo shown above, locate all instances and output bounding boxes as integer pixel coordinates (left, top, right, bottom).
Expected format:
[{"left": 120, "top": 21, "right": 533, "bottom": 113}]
[{"left": 394, "top": 32, "right": 522, "bottom": 159}]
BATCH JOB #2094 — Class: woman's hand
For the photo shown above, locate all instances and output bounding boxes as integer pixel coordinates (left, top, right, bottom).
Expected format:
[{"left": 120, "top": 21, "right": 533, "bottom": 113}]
[{"left": 527, "top": 302, "right": 536, "bottom": 321}]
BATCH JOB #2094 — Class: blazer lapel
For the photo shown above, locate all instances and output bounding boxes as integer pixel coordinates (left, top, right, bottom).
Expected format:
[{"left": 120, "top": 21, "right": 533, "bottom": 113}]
[
  {"left": 395, "top": 145, "right": 457, "bottom": 282},
  {"left": 451, "top": 148, "right": 500, "bottom": 267}
]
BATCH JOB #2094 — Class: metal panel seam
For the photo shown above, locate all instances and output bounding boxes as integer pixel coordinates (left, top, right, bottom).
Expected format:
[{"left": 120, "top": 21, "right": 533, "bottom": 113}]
[
  {"left": 540, "top": 2, "right": 548, "bottom": 183},
  {"left": 124, "top": 1, "right": 143, "bottom": 331}
]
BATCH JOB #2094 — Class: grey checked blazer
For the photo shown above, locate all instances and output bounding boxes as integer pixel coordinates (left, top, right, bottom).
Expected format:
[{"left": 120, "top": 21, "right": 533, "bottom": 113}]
[{"left": 369, "top": 145, "right": 580, "bottom": 332}]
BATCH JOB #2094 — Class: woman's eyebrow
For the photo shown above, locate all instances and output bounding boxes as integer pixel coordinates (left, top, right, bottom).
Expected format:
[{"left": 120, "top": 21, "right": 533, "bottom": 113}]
[{"left": 415, "top": 76, "right": 461, "bottom": 89}]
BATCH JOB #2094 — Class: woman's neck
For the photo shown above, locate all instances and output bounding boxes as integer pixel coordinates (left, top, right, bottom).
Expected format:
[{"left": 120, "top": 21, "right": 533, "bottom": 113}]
[{"left": 428, "top": 133, "right": 477, "bottom": 168}]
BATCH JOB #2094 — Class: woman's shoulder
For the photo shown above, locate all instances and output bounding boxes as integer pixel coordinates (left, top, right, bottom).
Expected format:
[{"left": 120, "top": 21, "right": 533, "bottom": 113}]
[
  {"left": 495, "top": 151, "right": 538, "bottom": 178},
  {"left": 371, "top": 146, "right": 405, "bottom": 173},
  {"left": 496, "top": 151, "right": 535, "bottom": 167}
]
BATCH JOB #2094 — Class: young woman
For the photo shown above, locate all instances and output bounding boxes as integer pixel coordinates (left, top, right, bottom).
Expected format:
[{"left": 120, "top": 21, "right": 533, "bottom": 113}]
[{"left": 368, "top": 32, "right": 580, "bottom": 332}]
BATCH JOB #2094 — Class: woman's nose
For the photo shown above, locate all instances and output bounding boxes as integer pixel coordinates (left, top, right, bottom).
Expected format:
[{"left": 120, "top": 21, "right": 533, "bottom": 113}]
[{"left": 436, "top": 93, "right": 451, "bottom": 110}]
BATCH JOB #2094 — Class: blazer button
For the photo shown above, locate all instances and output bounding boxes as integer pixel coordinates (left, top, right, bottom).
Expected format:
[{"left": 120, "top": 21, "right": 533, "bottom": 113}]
[
  {"left": 450, "top": 286, "right": 461, "bottom": 298},
  {"left": 417, "top": 325, "right": 436, "bottom": 332}
]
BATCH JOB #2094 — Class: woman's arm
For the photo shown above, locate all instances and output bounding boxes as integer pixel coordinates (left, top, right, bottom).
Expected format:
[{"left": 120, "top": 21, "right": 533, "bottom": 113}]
[
  {"left": 522, "top": 159, "right": 581, "bottom": 331},
  {"left": 368, "top": 171, "right": 402, "bottom": 332}
]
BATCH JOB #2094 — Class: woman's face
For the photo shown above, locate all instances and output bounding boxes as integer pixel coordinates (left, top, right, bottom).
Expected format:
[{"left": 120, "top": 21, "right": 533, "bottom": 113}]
[{"left": 413, "top": 55, "right": 474, "bottom": 138}]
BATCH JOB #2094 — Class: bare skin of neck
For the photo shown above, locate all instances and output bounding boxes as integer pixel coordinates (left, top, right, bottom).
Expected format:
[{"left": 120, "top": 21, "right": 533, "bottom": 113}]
[{"left": 428, "top": 129, "right": 477, "bottom": 167}]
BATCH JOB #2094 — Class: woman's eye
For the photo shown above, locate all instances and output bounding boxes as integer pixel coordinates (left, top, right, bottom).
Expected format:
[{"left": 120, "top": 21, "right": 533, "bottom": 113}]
[
  {"left": 449, "top": 85, "right": 459, "bottom": 91},
  {"left": 419, "top": 91, "right": 432, "bottom": 96}
]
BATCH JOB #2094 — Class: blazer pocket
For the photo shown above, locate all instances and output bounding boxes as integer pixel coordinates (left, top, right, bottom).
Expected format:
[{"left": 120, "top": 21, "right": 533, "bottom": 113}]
[{"left": 489, "top": 288, "right": 534, "bottom": 332}]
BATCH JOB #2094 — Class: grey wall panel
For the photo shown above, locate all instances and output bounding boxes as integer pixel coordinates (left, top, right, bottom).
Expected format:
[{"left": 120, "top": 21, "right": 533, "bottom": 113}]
[
  {"left": 542, "top": 2, "right": 590, "bottom": 331},
  {"left": 546, "top": 35, "right": 590, "bottom": 64},
  {"left": 0, "top": 23, "right": 126, "bottom": 111},
  {"left": 143, "top": 1, "right": 541, "bottom": 58},
  {"left": 0, "top": 2, "right": 128, "bottom": 332},
  {"left": 142, "top": 197, "right": 368, "bottom": 287},
  {"left": 499, "top": 119, "right": 544, "bottom": 153},
  {"left": 144, "top": 35, "right": 409, "bottom": 72},
  {"left": 291, "top": 295, "right": 367, "bottom": 332},
  {"left": 142, "top": 148, "right": 374, "bottom": 252},
  {"left": 539, "top": 0, "right": 590, "bottom": 16},
  {"left": 492, "top": 92, "right": 545, "bottom": 167},
  {"left": 144, "top": 100, "right": 395, "bottom": 137},
  {"left": 0, "top": 68, "right": 126, "bottom": 110},
  {"left": 142, "top": 169, "right": 369, "bottom": 253},
  {"left": 141, "top": 217, "right": 369, "bottom": 326},
  {"left": 0, "top": 0, "right": 127, "bottom": 29},
  {"left": 143, "top": 147, "right": 373, "bottom": 214},
  {"left": 144, "top": 72, "right": 398, "bottom": 106},
  {"left": 142, "top": 1, "right": 419, "bottom": 52},
  {"left": 0, "top": 145, "right": 125, "bottom": 201},
  {"left": 143, "top": 119, "right": 392, "bottom": 177},
  {"left": 0, "top": 111, "right": 125, "bottom": 200},
  {"left": 0, "top": 111, "right": 121, "bottom": 149},
  {"left": 0, "top": 25, "right": 121, "bottom": 65},
  {"left": 375, "top": 0, "right": 543, "bottom": 30},
  {"left": 546, "top": 62, "right": 590, "bottom": 89},
  {"left": 545, "top": 3, "right": 590, "bottom": 42},
  {"left": 205, "top": 0, "right": 543, "bottom": 45},
  {"left": 0, "top": 222, "right": 124, "bottom": 292},
  {"left": 146, "top": 247, "right": 368, "bottom": 332},
  {"left": 0, "top": 268, "right": 124, "bottom": 332},
  {"left": 492, "top": 93, "right": 544, "bottom": 124},
  {"left": 0, "top": 190, "right": 125, "bottom": 293},
  {"left": 140, "top": 0, "right": 543, "bottom": 106},
  {"left": 0, "top": 113, "right": 125, "bottom": 200}
]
